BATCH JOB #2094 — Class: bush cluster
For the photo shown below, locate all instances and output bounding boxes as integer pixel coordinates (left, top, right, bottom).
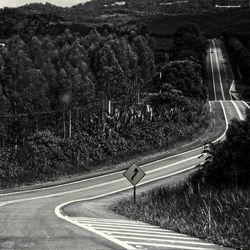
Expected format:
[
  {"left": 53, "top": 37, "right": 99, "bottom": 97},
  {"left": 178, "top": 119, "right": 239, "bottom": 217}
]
[{"left": 0, "top": 99, "right": 209, "bottom": 187}]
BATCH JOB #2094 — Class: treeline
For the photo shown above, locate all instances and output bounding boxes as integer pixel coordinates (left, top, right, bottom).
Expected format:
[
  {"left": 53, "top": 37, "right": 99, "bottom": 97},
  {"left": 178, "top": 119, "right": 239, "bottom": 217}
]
[
  {"left": 0, "top": 8, "right": 63, "bottom": 39},
  {"left": 222, "top": 23, "right": 250, "bottom": 99},
  {"left": 228, "top": 37, "right": 250, "bottom": 84},
  {"left": 150, "top": 23, "right": 208, "bottom": 102},
  {"left": 0, "top": 28, "right": 155, "bottom": 146},
  {"left": 191, "top": 110, "right": 250, "bottom": 188},
  {"left": 13, "top": 0, "right": 250, "bottom": 21},
  {"left": 0, "top": 23, "right": 208, "bottom": 188}
]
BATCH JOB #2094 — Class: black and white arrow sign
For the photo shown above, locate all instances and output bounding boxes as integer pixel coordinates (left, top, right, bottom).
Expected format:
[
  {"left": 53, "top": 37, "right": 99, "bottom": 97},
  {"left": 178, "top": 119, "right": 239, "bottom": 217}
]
[{"left": 123, "top": 163, "right": 146, "bottom": 186}]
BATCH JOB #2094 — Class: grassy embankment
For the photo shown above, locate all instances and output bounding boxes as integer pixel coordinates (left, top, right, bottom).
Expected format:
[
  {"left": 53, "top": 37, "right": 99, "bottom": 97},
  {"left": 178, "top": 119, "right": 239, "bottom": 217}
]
[
  {"left": 111, "top": 105, "right": 250, "bottom": 250},
  {"left": 111, "top": 184, "right": 249, "bottom": 249}
]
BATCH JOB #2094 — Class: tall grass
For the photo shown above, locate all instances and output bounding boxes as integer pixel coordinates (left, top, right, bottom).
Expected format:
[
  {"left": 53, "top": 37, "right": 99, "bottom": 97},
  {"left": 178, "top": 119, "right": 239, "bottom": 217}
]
[{"left": 111, "top": 182, "right": 250, "bottom": 249}]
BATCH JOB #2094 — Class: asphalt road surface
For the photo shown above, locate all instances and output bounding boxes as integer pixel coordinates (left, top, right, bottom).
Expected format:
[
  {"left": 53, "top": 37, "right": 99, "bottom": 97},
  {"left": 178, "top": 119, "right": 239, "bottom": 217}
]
[{"left": 0, "top": 39, "right": 248, "bottom": 250}]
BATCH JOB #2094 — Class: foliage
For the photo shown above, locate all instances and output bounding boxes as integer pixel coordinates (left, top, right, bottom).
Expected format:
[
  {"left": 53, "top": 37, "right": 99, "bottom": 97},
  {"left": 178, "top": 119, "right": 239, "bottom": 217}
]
[
  {"left": 111, "top": 184, "right": 249, "bottom": 250},
  {"left": 111, "top": 111, "right": 250, "bottom": 250},
  {"left": 156, "top": 60, "right": 207, "bottom": 100},
  {"left": 0, "top": 20, "right": 209, "bottom": 188},
  {"left": 191, "top": 110, "right": 250, "bottom": 188},
  {"left": 0, "top": 99, "right": 209, "bottom": 187},
  {"left": 173, "top": 22, "right": 207, "bottom": 64},
  {"left": 226, "top": 37, "right": 250, "bottom": 98}
]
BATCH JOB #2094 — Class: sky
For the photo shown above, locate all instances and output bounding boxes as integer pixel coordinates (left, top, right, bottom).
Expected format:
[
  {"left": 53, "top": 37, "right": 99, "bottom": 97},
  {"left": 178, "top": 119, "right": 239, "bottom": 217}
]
[{"left": 0, "top": 0, "right": 90, "bottom": 8}]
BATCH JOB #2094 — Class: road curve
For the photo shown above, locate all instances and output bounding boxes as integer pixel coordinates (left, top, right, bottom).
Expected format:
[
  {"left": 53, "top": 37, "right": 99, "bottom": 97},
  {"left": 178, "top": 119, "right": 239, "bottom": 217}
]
[{"left": 0, "top": 39, "right": 248, "bottom": 249}]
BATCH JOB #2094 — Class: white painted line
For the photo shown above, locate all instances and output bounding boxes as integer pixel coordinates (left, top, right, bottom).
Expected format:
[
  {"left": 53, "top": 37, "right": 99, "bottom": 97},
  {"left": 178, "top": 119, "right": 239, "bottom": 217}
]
[
  {"left": 0, "top": 131, "right": 209, "bottom": 197},
  {"left": 124, "top": 241, "right": 210, "bottom": 250},
  {"left": 107, "top": 232, "right": 199, "bottom": 240},
  {"left": 0, "top": 178, "right": 123, "bottom": 207},
  {"left": 209, "top": 44, "right": 217, "bottom": 101},
  {"left": 2, "top": 160, "right": 201, "bottom": 208},
  {"left": 242, "top": 101, "right": 250, "bottom": 109},
  {"left": 140, "top": 147, "right": 201, "bottom": 168},
  {"left": 220, "top": 101, "right": 229, "bottom": 129},
  {"left": 72, "top": 217, "right": 146, "bottom": 225},
  {"left": 2, "top": 102, "right": 230, "bottom": 209},
  {"left": 229, "top": 80, "right": 235, "bottom": 100},
  {"left": 57, "top": 214, "right": 136, "bottom": 250},
  {"left": 212, "top": 101, "right": 228, "bottom": 143},
  {"left": 0, "top": 170, "right": 123, "bottom": 197},
  {"left": 83, "top": 222, "right": 159, "bottom": 229},
  {"left": 231, "top": 101, "right": 244, "bottom": 120},
  {"left": 2, "top": 102, "right": 229, "bottom": 200},
  {"left": 212, "top": 39, "right": 225, "bottom": 100},
  {"left": 146, "top": 154, "right": 202, "bottom": 174},
  {"left": 101, "top": 228, "right": 185, "bottom": 234},
  {"left": 92, "top": 225, "right": 173, "bottom": 231},
  {"left": 102, "top": 228, "right": 186, "bottom": 235},
  {"left": 1, "top": 163, "right": 199, "bottom": 209},
  {"left": 117, "top": 236, "right": 214, "bottom": 245}
]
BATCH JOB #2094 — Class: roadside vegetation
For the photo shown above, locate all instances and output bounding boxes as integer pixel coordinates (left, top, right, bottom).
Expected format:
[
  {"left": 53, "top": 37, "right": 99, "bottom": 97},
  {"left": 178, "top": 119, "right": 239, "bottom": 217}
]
[
  {"left": 0, "top": 22, "right": 208, "bottom": 188},
  {"left": 111, "top": 111, "right": 250, "bottom": 250},
  {"left": 222, "top": 21, "right": 250, "bottom": 100}
]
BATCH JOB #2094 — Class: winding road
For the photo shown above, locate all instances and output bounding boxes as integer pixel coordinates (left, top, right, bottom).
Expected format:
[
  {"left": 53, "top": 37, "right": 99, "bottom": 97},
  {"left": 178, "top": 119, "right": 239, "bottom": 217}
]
[{"left": 0, "top": 39, "right": 249, "bottom": 250}]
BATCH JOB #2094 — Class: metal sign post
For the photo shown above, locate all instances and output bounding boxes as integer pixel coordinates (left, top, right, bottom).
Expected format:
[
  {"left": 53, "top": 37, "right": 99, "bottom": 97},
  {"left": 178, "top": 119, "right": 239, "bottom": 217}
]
[
  {"left": 123, "top": 163, "right": 146, "bottom": 204},
  {"left": 134, "top": 185, "right": 136, "bottom": 204}
]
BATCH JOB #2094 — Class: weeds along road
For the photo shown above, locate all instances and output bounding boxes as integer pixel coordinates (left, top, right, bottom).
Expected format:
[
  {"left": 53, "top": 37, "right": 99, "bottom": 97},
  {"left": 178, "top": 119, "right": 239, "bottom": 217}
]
[{"left": 0, "top": 39, "right": 249, "bottom": 250}]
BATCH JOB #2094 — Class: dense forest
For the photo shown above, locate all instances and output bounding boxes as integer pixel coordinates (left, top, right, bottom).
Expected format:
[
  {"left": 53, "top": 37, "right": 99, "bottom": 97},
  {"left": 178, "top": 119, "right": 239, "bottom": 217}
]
[
  {"left": 0, "top": 21, "right": 207, "bottom": 187},
  {"left": 192, "top": 111, "right": 250, "bottom": 188}
]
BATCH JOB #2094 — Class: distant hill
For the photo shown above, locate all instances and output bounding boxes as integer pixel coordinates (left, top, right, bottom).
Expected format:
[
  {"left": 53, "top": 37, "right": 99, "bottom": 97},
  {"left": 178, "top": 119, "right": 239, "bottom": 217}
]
[
  {"left": 18, "top": 2, "right": 66, "bottom": 14},
  {"left": 16, "top": 0, "right": 249, "bottom": 19}
]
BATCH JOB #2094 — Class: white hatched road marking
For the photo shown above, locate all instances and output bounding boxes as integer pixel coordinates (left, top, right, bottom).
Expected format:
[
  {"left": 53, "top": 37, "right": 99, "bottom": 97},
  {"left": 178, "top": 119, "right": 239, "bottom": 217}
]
[
  {"left": 68, "top": 217, "right": 223, "bottom": 250},
  {"left": 124, "top": 241, "right": 212, "bottom": 250}
]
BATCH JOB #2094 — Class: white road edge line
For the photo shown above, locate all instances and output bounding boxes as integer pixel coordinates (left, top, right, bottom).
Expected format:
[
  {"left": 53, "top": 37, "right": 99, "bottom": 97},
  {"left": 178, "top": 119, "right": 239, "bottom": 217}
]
[
  {"left": 0, "top": 154, "right": 202, "bottom": 208},
  {"left": 209, "top": 42, "right": 217, "bottom": 101},
  {"left": 231, "top": 101, "right": 244, "bottom": 120},
  {"left": 124, "top": 241, "right": 209, "bottom": 250},
  {"left": 105, "top": 231, "right": 200, "bottom": 240},
  {"left": 54, "top": 164, "right": 203, "bottom": 250},
  {"left": 0, "top": 106, "right": 232, "bottom": 248},
  {"left": 85, "top": 223, "right": 159, "bottom": 229},
  {"left": 212, "top": 39, "right": 225, "bottom": 100},
  {"left": 0, "top": 120, "right": 209, "bottom": 197},
  {"left": 60, "top": 214, "right": 136, "bottom": 250},
  {"left": 72, "top": 217, "right": 145, "bottom": 223},
  {"left": 103, "top": 230, "right": 188, "bottom": 236},
  {"left": 55, "top": 102, "right": 230, "bottom": 250},
  {"left": 116, "top": 236, "right": 214, "bottom": 245},
  {"left": 242, "top": 101, "right": 250, "bottom": 109}
]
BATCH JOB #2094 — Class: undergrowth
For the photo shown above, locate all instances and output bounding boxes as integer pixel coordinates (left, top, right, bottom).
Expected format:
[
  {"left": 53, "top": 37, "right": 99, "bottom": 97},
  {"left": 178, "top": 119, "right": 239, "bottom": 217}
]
[
  {"left": 111, "top": 183, "right": 250, "bottom": 250},
  {"left": 111, "top": 112, "right": 250, "bottom": 250}
]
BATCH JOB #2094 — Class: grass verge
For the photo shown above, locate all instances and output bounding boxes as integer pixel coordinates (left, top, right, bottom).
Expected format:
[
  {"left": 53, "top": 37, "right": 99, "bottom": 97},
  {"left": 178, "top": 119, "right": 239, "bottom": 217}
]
[{"left": 111, "top": 182, "right": 250, "bottom": 250}]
